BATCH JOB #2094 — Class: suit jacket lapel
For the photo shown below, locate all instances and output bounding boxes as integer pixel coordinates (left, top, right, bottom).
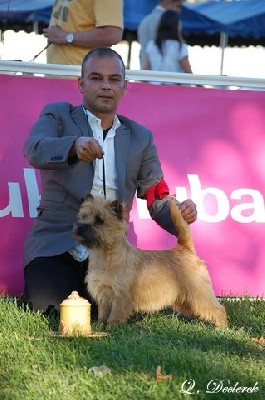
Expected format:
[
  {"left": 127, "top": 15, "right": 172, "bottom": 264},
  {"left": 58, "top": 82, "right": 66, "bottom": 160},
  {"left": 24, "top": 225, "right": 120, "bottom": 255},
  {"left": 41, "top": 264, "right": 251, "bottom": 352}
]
[
  {"left": 71, "top": 105, "right": 93, "bottom": 137},
  {"left": 115, "top": 122, "right": 130, "bottom": 200}
]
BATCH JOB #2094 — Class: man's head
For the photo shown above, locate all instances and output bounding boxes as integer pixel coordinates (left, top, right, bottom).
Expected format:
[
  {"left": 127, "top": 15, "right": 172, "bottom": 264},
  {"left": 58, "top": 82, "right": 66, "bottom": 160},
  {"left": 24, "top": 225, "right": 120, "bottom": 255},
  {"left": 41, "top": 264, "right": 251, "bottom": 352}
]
[
  {"left": 78, "top": 47, "right": 127, "bottom": 118},
  {"left": 160, "top": 0, "right": 183, "bottom": 12},
  {"left": 81, "top": 47, "right": 126, "bottom": 80}
]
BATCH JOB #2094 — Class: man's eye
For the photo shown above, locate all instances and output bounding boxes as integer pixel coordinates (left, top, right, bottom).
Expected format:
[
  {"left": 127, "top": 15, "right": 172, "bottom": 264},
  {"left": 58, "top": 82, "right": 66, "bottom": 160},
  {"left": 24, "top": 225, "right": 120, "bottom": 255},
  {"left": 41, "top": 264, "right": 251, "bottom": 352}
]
[
  {"left": 91, "top": 76, "right": 101, "bottom": 81},
  {"left": 111, "top": 77, "right": 122, "bottom": 83},
  {"left": 95, "top": 215, "right": 104, "bottom": 225}
]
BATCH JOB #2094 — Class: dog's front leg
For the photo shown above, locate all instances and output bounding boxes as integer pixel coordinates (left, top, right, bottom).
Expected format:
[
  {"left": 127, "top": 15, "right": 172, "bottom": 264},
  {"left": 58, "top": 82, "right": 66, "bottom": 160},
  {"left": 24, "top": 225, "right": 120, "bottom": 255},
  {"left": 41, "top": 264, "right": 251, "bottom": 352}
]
[
  {"left": 107, "top": 296, "right": 133, "bottom": 324},
  {"left": 97, "top": 288, "right": 113, "bottom": 323},
  {"left": 98, "top": 302, "right": 111, "bottom": 324}
]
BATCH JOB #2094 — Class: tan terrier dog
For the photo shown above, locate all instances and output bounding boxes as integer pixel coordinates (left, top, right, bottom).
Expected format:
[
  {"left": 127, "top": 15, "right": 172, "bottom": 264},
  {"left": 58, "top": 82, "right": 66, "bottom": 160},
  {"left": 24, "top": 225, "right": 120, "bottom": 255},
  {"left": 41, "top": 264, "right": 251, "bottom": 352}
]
[{"left": 74, "top": 194, "right": 228, "bottom": 328}]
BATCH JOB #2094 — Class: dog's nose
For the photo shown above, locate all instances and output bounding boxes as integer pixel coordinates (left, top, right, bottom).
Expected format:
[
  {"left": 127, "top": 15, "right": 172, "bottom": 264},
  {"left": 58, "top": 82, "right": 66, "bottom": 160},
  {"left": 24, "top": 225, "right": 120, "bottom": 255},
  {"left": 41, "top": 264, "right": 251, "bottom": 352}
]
[{"left": 76, "top": 223, "right": 88, "bottom": 236}]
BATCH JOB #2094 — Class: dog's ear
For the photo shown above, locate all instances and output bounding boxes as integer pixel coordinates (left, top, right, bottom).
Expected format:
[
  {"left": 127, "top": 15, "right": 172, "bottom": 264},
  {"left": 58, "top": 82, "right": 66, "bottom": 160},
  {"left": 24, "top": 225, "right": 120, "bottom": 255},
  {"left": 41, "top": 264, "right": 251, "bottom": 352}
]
[
  {"left": 111, "top": 200, "right": 123, "bottom": 220},
  {"left": 81, "top": 192, "right": 94, "bottom": 203}
]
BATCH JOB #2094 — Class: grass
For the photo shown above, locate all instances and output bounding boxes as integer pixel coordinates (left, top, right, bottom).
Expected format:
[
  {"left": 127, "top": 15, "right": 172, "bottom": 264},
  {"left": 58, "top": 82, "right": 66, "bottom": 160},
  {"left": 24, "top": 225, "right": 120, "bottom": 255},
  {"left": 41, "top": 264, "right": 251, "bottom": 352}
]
[{"left": 0, "top": 296, "right": 264, "bottom": 400}]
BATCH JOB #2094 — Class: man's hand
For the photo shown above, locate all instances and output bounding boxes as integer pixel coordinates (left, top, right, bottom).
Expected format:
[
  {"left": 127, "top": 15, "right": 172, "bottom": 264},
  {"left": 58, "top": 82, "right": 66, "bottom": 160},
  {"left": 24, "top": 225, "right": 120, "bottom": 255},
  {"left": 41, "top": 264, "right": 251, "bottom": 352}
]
[
  {"left": 70, "top": 137, "right": 104, "bottom": 162},
  {"left": 179, "top": 199, "right": 197, "bottom": 224}
]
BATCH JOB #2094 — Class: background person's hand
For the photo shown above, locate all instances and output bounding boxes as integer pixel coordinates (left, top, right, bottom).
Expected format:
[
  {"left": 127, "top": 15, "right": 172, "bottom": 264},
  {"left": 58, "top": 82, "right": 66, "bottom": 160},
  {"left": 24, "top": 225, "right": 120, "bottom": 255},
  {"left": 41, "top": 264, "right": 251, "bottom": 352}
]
[{"left": 43, "top": 25, "right": 67, "bottom": 45}]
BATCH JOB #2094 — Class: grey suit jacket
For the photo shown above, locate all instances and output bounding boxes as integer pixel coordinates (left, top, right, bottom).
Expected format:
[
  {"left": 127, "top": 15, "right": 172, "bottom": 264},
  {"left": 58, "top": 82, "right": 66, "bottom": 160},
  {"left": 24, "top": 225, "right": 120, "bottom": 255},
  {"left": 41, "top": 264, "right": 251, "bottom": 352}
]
[{"left": 23, "top": 102, "right": 175, "bottom": 266}]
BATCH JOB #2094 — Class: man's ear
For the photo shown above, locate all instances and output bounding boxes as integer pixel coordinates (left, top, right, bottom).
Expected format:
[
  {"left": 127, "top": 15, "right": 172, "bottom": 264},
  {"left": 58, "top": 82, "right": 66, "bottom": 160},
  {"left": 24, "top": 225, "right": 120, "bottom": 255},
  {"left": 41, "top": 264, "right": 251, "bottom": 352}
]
[
  {"left": 78, "top": 77, "right": 84, "bottom": 93},
  {"left": 123, "top": 80, "right": 128, "bottom": 95}
]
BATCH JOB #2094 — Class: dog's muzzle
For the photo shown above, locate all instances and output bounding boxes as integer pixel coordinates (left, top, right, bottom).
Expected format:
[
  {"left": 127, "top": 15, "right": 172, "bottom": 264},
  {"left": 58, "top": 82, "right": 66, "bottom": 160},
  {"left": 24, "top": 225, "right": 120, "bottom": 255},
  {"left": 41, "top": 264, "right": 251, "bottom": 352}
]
[
  {"left": 75, "top": 223, "right": 90, "bottom": 237},
  {"left": 73, "top": 223, "right": 98, "bottom": 247}
]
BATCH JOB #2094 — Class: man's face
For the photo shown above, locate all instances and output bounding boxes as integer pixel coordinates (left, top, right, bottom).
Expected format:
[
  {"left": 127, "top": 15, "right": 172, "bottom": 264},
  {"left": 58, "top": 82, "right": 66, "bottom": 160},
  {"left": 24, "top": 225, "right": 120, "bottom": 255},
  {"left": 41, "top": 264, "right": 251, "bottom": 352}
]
[{"left": 78, "top": 56, "right": 127, "bottom": 116}]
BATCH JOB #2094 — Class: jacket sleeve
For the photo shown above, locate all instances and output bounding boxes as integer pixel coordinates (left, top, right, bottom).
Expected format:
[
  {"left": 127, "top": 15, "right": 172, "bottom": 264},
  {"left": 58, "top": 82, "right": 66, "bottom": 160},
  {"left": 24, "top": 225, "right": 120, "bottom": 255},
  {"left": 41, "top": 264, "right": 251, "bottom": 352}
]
[
  {"left": 23, "top": 103, "right": 80, "bottom": 170},
  {"left": 148, "top": 195, "right": 181, "bottom": 236}
]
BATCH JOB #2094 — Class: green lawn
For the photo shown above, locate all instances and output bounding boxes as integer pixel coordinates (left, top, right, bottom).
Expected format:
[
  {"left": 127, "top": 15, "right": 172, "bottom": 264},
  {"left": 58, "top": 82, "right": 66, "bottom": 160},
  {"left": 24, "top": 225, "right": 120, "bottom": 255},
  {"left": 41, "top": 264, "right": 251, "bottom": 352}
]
[{"left": 0, "top": 296, "right": 264, "bottom": 400}]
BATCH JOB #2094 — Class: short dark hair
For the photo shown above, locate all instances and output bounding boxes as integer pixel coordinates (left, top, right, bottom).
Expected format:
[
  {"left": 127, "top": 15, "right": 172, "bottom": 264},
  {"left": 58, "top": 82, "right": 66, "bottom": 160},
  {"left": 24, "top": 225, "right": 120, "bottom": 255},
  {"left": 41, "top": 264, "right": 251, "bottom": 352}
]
[{"left": 81, "top": 47, "right": 126, "bottom": 79}]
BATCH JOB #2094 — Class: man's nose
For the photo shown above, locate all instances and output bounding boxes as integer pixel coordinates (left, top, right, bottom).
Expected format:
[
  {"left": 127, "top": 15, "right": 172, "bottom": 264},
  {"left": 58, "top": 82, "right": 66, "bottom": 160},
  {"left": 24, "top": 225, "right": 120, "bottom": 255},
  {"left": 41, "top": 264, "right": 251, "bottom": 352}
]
[{"left": 101, "top": 79, "right": 112, "bottom": 89}]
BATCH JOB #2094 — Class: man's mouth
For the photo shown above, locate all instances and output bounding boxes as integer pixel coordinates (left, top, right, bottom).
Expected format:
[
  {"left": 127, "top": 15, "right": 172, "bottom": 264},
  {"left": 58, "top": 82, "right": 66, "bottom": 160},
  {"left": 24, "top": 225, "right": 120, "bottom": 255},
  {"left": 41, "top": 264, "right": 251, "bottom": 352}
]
[{"left": 98, "top": 94, "right": 113, "bottom": 100}]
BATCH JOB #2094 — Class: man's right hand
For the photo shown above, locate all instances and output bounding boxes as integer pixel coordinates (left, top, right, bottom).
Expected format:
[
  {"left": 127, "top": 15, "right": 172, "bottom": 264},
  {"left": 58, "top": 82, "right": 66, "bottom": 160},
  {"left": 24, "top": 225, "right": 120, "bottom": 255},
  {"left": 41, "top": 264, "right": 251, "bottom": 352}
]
[{"left": 71, "top": 137, "right": 104, "bottom": 162}]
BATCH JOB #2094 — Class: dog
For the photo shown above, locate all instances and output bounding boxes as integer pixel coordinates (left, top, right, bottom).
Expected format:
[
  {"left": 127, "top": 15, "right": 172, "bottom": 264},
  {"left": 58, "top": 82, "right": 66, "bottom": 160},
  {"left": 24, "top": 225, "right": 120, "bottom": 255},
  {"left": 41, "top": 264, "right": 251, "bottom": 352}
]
[{"left": 73, "top": 194, "right": 228, "bottom": 328}]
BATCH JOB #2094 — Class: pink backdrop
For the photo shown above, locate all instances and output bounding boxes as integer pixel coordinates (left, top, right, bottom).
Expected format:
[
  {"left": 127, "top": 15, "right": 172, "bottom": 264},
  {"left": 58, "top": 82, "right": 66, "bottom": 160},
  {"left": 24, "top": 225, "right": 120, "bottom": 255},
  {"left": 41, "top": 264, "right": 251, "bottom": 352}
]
[{"left": 0, "top": 75, "right": 264, "bottom": 297}]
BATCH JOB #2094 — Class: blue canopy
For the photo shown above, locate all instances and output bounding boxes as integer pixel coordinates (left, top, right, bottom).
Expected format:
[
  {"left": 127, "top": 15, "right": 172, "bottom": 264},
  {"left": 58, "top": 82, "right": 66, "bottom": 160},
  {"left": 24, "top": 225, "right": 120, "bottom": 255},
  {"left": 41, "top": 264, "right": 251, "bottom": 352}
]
[
  {"left": 123, "top": 0, "right": 157, "bottom": 31},
  {"left": 183, "top": 0, "right": 265, "bottom": 38},
  {"left": 0, "top": 0, "right": 54, "bottom": 24},
  {"left": 0, "top": 0, "right": 264, "bottom": 43},
  {"left": 123, "top": 0, "right": 221, "bottom": 33}
]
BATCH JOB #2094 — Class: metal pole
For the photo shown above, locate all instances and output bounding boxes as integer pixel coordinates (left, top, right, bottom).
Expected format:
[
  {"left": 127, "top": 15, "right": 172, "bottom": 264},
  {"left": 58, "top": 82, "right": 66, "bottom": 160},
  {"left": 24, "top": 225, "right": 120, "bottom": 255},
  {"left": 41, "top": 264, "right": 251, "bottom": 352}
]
[{"left": 220, "top": 31, "right": 228, "bottom": 75}]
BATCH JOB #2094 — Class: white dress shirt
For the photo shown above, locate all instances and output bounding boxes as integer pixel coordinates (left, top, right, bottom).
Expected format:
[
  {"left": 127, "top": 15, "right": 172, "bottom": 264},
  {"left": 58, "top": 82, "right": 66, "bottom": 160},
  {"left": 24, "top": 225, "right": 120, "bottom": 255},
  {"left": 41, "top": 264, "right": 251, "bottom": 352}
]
[
  {"left": 85, "top": 109, "right": 120, "bottom": 200},
  {"left": 69, "top": 108, "right": 120, "bottom": 261}
]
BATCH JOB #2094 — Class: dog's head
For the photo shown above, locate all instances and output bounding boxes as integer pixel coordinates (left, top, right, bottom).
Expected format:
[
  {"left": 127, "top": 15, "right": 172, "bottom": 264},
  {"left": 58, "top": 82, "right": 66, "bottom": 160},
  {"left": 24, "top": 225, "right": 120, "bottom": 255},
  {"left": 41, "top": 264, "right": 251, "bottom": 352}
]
[{"left": 73, "top": 194, "right": 128, "bottom": 249}]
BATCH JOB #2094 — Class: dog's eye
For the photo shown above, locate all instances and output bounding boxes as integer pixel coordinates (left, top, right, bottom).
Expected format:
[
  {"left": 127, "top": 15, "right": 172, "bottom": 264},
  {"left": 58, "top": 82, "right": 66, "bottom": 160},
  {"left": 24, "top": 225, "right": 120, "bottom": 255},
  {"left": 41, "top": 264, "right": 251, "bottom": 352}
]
[{"left": 95, "top": 215, "right": 104, "bottom": 225}]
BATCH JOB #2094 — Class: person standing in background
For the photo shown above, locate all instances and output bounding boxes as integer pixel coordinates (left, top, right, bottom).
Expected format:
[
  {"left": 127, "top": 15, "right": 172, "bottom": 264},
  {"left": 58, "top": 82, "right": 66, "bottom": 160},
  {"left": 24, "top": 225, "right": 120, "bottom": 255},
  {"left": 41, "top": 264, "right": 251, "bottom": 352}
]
[
  {"left": 43, "top": 0, "right": 123, "bottom": 65},
  {"left": 137, "top": 0, "right": 183, "bottom": 68},
  {"left": 142, "top": 10, "right": 192, "bottom": 74}
]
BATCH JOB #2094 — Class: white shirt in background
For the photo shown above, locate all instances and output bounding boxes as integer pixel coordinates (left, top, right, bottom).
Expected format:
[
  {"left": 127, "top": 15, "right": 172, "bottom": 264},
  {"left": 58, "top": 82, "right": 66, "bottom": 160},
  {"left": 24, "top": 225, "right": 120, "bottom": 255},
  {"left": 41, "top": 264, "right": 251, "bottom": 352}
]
[{"left": 146, "top": 39, "right": 189, "bottom": 73}]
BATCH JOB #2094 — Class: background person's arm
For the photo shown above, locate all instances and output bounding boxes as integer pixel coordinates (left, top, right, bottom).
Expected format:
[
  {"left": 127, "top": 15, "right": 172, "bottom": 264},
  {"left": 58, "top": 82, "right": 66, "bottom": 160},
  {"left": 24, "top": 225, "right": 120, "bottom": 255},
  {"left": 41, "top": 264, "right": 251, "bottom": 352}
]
[{"left": 44, "top": 25, "right": 123, "bottom": 47}]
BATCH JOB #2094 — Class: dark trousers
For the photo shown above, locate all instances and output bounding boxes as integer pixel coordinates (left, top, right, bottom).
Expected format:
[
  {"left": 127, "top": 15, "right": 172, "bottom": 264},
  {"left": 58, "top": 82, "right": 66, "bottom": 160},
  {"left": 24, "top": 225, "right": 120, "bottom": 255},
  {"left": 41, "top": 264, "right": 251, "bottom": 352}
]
[{"left": 24, "top": 252, "right": 92, "bottom": 314}]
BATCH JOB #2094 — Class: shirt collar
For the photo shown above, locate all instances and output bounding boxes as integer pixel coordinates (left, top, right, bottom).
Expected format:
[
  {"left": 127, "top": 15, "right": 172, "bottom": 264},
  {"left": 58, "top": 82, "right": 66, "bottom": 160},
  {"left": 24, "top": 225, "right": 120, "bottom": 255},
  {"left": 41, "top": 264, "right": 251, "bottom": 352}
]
[{"left": 82, "top": 106, "right": 120, "bottom": 130}]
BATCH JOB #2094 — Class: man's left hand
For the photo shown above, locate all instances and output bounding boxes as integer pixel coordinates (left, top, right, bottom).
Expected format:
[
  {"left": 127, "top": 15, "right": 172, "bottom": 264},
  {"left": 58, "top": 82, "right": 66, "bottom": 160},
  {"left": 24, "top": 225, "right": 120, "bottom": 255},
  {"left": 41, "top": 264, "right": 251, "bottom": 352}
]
[{"left": 179, "top": 199, "right": 197, "bottom": 224}]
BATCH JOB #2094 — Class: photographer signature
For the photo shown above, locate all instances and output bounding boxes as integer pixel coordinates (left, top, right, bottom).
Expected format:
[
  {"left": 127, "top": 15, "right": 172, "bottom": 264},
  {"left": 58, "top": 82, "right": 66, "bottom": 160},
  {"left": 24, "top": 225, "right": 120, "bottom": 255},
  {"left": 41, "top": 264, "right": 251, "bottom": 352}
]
[{"left": 180, "top": 379, "right": 259, "bottom": 395}]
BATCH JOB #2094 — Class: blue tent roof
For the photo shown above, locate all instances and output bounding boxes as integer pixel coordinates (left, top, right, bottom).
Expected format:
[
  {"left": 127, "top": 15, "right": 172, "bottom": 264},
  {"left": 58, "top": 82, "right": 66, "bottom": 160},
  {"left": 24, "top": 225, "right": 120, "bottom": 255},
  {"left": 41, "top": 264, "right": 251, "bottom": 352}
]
[
  {"left": 0, "top": 0, "right": 54, "bottom": 23},
  {"left": 184, "top": 0, "right": 265, "bottom": 38},
  {"left": 0, "top": 0, "right": 264, "bottom": 41},
  {"left": 123, "top": 0, "right": 265, "bottom": 39},
  {"left": 123, "top": 0, "right": 221, "bottom": 33},
  {"left": 123, "top": 0, "right": 157, "bottom": 31}
]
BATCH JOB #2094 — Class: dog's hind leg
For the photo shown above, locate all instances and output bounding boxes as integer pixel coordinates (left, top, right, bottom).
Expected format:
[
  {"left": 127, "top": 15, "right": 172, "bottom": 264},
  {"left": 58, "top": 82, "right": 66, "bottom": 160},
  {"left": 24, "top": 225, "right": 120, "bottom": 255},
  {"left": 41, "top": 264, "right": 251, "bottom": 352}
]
[
  {"left": 196, "top": 295, "right": 228, "bottom": 329},
  {"left": 174, "top": 266, "right": 228, "bottom": 328},
  {"left": 185, "top": 279, "right": 228, "bottom": 328},
  {"left": 173, "top": 301, "right": 194, "bottom": 319}
]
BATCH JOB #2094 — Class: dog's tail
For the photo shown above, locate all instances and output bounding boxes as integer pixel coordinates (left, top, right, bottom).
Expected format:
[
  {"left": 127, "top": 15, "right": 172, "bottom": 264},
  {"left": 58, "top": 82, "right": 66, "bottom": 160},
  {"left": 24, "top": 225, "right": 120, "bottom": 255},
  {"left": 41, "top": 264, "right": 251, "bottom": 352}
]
[{"left": 170, "top": 200, "right": 195, "bottom": 253}]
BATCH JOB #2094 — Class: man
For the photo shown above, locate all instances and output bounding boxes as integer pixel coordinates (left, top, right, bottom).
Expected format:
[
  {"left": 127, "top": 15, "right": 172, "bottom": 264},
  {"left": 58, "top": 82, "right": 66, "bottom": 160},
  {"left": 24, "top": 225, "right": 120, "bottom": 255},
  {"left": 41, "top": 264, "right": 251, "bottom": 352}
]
[
  {"left": 23, "top": 47, "right": 197, "bottom": 313},
  {"left": 137, "top": 0, "right": 183, "bottom": 68},
  {"left": 43, "top": 0, "right": 123, "bottom": 65}
]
